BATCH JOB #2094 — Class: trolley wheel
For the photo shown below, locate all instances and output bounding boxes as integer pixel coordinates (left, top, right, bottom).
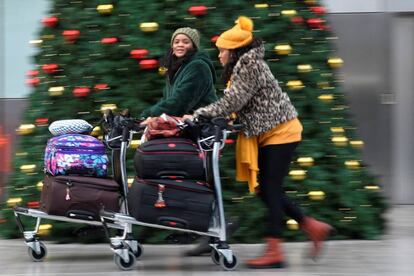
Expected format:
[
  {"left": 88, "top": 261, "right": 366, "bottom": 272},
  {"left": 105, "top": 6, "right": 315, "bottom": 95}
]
[
  {"left": 114, "top": 250, "right": 136, "bottom": 271},
  {"left": 131, "top": 244, "right": 144, "bottom": 259},
  {"left": 211, "top": 249, "right": 220, "bottom": 265},
  {"left": 28, "top": 241, "right": 47, "bottom": 262},
  {"left": 219, "top": 254, "right": 238, "bottom": 271}
]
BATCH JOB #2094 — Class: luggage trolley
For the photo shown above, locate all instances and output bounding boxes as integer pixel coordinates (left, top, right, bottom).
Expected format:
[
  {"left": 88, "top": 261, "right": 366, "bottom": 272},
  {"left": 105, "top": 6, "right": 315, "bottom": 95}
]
[
  {"left": 100, "top": 117, "right": 241, "bottom": 271},
  {"left": 13, "top": 112, "right": 145, "bottom": 262}
]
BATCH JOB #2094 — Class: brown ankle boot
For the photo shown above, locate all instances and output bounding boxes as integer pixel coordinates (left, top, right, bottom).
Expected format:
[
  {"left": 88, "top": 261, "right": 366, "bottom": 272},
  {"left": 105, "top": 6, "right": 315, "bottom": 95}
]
[
  {"left": 246, "top": 237, "right": 286, "bottom": 269},
  {"left": 300, "top": 217, "right": 335, "bottom": 260}
]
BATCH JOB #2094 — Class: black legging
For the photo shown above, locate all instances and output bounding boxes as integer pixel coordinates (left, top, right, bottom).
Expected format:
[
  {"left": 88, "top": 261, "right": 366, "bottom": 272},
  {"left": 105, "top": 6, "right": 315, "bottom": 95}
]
[{"left": 257, "top": 142, "right": 305, "bottom": 238}]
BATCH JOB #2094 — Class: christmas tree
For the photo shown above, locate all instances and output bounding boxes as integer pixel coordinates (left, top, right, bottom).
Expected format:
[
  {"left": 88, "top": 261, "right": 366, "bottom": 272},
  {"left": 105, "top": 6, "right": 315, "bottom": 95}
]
[{"left": 0, "top": 0, "right": 387, "bottom": 242}]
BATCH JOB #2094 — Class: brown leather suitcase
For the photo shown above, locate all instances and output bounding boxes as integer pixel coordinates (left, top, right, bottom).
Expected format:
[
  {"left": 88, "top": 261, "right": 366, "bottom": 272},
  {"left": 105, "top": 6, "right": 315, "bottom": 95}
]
[{"left": 41, "top": 175, "right": 120, "bottom": 220}]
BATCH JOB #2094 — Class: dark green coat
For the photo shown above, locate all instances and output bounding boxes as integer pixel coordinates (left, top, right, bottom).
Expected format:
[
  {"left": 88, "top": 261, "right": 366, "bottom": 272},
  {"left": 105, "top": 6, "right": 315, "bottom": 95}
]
[{"left": 141, "top": 52, "right": 218, "bottom": 117}]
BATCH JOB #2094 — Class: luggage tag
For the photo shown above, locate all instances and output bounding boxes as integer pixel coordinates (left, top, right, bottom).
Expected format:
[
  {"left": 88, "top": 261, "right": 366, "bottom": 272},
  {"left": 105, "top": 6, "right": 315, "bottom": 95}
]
[{"left": 154, "top": 184, "right": 166, "bottom": 208}]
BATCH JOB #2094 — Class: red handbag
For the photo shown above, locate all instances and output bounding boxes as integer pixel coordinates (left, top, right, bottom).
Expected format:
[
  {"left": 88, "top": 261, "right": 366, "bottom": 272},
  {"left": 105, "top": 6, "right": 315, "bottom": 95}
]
[{"left": 144, "top": 114, "right": 183, "bottom": 140}]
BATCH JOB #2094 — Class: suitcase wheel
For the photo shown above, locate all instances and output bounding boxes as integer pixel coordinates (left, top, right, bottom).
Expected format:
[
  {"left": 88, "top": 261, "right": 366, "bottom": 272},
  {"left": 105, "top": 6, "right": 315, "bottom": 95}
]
[{"left": 28, "top": 241, "right": 47, "bottom": 262}]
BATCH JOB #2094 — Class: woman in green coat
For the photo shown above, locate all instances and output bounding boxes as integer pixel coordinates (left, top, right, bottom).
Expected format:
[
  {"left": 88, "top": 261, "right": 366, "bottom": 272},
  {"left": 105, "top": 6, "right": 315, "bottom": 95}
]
[{"left": 141, "top": 27, "right": 217, "bottom": 118}]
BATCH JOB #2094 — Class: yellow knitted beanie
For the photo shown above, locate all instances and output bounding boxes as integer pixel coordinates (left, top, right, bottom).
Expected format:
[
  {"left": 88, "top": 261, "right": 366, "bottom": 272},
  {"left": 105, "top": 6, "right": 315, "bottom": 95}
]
[{"left": 216, "top": 16, "right": 254, "bottom": 49}]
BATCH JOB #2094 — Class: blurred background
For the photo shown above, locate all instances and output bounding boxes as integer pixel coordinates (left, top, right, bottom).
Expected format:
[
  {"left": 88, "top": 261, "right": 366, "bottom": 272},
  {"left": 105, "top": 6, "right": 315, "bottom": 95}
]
[{"left": 0, "top": 0, "right": 413, "bottom": 241}]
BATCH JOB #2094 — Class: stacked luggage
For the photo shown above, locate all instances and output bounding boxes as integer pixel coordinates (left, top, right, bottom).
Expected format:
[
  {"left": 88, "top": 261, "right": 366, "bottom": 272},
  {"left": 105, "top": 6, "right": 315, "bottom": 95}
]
[
  {"left": 128, "top": 119, "right": 215, "bottom": 232},
  {"left": 40, "top": 120, "right": 120, "bottom": 220}
]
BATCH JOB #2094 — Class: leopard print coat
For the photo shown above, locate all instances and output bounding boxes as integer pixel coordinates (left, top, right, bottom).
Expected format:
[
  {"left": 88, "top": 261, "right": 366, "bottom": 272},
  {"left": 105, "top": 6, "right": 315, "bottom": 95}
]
[{"left": 193, "top": 44, "right": 298, "bottom": 137}]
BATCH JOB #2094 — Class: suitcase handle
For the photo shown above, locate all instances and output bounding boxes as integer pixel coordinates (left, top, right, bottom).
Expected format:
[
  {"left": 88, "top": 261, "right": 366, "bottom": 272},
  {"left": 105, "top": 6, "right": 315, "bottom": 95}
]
[
  {"left": 158, "top": 217, "right": 189, "bottom": 229},
  {"left": 66, "top": 210, "right": 97, "bottom": 221},
  {"left": 158, "top": 171, "right": 187, "bottom": 179}
]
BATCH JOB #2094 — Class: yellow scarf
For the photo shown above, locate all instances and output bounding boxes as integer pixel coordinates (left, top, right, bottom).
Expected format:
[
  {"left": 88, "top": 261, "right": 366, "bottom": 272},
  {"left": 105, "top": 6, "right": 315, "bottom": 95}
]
[{"left": 236, "top": 133, "right": 259, "bottom": 194}]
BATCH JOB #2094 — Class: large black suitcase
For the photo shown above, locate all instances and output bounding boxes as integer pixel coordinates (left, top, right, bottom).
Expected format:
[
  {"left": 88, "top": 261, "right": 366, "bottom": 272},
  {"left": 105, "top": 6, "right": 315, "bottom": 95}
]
[
  {"left": 127, "top": 177, "right": 214, "bottom": 231},
  {"left": 134, "top": 138, "right": 205, "bottom": 180},
  {"left": 41, "top": 175, "right": 120, "bottom": 220}
]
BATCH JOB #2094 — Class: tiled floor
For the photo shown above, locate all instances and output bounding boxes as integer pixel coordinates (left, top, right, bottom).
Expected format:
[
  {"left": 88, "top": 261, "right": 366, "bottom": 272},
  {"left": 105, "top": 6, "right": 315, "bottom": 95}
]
[{"left": 1, "top": 205, "right": 413, "bottom": 275}]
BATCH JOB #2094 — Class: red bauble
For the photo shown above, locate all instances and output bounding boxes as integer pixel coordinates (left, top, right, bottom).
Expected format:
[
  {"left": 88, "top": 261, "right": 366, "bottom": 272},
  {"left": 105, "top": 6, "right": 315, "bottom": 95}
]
[
  {"left": 27, "top": 201, "right": 40, "bottom": 208},
  {"left": 35, "top": 118, "right": 49, "bottom": 125},
  {"left": 291, "top": 16, "right": 304, "bottom": 25},
  {"left": 42, "top": 16, "right": 58, "bottom": 28},
  {"left": 307, "top": 18, "right": 324, "bottom": 29},
  {"left": 94, "top": 83, "right": 109, "bottom": 91},
  {"left": 63, "top": 30, "right": 80, "bottom": 42},
  {"left": 26, "top": 70, "right": 39, "bottom": 77},
  {"left": 42, "top": 64, "right": 59, "bottom": 74},
  {"left": 130, "top": 49, "right": 149, "bottom": 59},
  {"left": 101, "top": 37, "right": 118, "bottom": 44},
  {"left": 211, "top": 36, "right": 219, "bottom": 43},
  {"left": 139, "top": 59, "right": 159, "bottom": 70},
  {"left": 225, "top": 139, "right": 235, "bottom": 145},
  {"left": 310, "top": 6, "right": 327, "bottom": 14},
  {"left": 26, "top": 78, "right": 40, "bottom": 87},
  {"left": 188, "top": 5, "right": 207, "bottom": 16},
  {"left": 73, "top": 87, "right": 90, "bottom": 98}
]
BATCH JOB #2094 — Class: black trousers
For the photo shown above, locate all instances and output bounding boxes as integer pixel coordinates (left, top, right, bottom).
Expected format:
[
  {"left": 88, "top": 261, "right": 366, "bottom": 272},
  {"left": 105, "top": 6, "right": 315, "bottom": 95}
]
[{"left": 258, "top": 142, "right": 305, "bottom": 238}]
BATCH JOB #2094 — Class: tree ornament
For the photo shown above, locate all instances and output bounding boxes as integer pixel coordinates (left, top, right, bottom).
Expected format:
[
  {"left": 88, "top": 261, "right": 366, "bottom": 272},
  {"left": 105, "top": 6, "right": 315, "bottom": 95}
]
[
  {"left": 327, "top": 57, "right": 344, "bottom": 68},
  {"left": 289, "top": 169, "right": 306, "bottom": 180},
  {"left": 307, "top": 18, "right": 325, "bottom": 29},
  {"left": 211, "top": 36, "right": 219, "bottom": 43},
  {"left": 188, "top": 5, "right": 207, "bottom": 16},
  {"left": 130, "top": 140, "right": 141, "bottom": 149},
  {"left": 255, "top": 3, "right": 269, "bottom": 9},
  {"left": 281, "top": 10, "right": 297, "bottom": 16},
  {"left": 308, "top": 191, "right": 325, "bottom": 200},
  {"left": 37, "top": 181, "right": 43, "bottom": 191},
  {"left": 41, "top": 34, "right": 55, "bottom": 40},
  {"left": 38, "top": 224, "right": 53, "bottom": 236},
  {"left": 63, "top": 30, "right": 80, "bottom": 43},
  {"left": 97, "top": 4, "right": 114, "bottom": 15},
  {"left": 287, "top": 80, "right": 304, "bottom": 90},
  {"left": 42, "top": 16, "right": 58, "bottom": 28},
  {"left": 94, "top": 83, "right": 109, "bottom": 91},
  {"left": 26, "top": 70, "right": 39, "bottom": 77},
  {"left": 90, "top": 126, "right": 101, "bottom": 137},
  {"left": 6, "top": 197, "right": 22, "bottom": 207},
  {"left": 42, "top": 64, "right": 59, "bottom": 74},
  {"left": 130, "top": 49, "right": 149, "bottom": 59},
  {"left": 225, "top": 139, "right": 235, "bottom": 145},
  {"left": 35, "top": 118, "right": 49, "bottom": 126},
  {"left": 286, "top": 219, "right": 299, "bottom": 230},
  {"left": 318, "top": 94, "right": 334, "bottom": 102},
  {"left": 26, "top": 78, "right": 40, "bottom": 87},
  {"left": 27, "top": 201, "right": 40, "bottom": 208},
  {"left": 100, "top": 103, "right": 117, "bottom": 113},
  {"left": 48, "top": 86, "right": 65, "bottom": 97},
  {"left": 291, "top": 16, "right": 304, "bottom": 25},
  {"left": 140, "top": 22, "right": 159, "bottom": 32},
  {"left": 274, "top": 44, "right": 292, "bottom": 55},
  {"left": 331, "top": 136, "right": 348, "bottom": 147},
  {"left": 101, "top": 37, "right": 118, "bottom": 44},
  {"left": 350, "top": 140, "right": 364, "bottom": 149},
  {"left": 20, "top": 164, "right": 37, "bottom": 173},
  {"left": 345, "top": 160, "right": 361, "bottom": 169},
  {"left": 310, "top": 6, "right": 327, "bottom": 14},
  {"left": 73, "top": 87, "right": 90, "bottom": 97},
  {"left": 140, "top": 59, "right": 158, "bottom": 70},
  {"left": 158, "top": 66, "right": 168, "bottom": 76},
  {"left": 297, "top": 64, "right": 312, "bottom": 73},
  {"left": 304, "top": 0, "right": 318, "bottom": 5},
  {"left": 364, "top": 185, "right": 380, "bottom": 190},
  {"left": 29, "top": 39, "right": 43, "bottom": 47},
  {"left": 16, "top": 124, "right": 35, "bottom": 135},
  {"left": 297, "top": 157, "right": 314, "bottom": 167}
]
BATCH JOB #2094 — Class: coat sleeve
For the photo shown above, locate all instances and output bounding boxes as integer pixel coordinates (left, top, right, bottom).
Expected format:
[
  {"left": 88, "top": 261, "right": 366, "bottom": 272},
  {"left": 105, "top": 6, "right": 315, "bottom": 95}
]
[
  {"left": 142, "top": 60, "right": 214, "bottom": 117},
  {"left": 193, "top": 60, "right": 260, "bottom": 118}
]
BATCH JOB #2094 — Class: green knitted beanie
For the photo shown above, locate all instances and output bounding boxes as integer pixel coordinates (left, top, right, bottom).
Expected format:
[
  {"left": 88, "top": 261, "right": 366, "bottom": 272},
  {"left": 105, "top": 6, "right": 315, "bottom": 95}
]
[{"left": 171, "top": 27, "right": 200, "bottom": 49}]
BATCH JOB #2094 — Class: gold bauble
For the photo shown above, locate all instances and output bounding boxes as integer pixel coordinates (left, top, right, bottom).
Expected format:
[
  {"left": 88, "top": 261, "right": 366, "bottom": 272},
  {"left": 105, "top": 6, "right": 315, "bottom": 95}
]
[
  {"left": 20, "top": 164, "right": 36, "bottom": 173},
  {"left": 331, "top": 136, "right": 348, "bottom": 147},
  {"left": 158, "top": 66, "right": 168, "bottom": 76},
  {"left": 289, "top": 170, "right": 306, "bottom": 180},
  {"left": 130, "top": 140, "right": 141, "bottom": 149},
  {"left": 317, "top": 81, "right": 330, "bottom": 89},
  {"left": 345, "top": 160, "right": 361, "bottom": 169},
  {"left": 41, "top": 34, "right": 55, "bottom": 40},
  {"left": 286, "top": 219, "right": 299, "bottom": 230},
  {"left": 97, "top": 4, "right": 113, "bottom": 14},
  {"left": 128, "top": 177, "right": 134, "bottom": 188},
  {"left": 308, "top": 191, "right": 325, "bottom": 200},
  {"left": 16, "top": 124, "right": 35, "bottom": 135},
  {"left": 48, "top": 86, "right": 64, "bottom": 97},
  {"left": 318, "top": 94, "right": 334, "bottom": 102},
  {"left": 274, "top": 44, "right": 292, "bottom": 55},
  {"left": 297, "top": 157, "right": 314, "bottom": 167},
  {"left": 364, "top": 185, "right": 380, "bottom": 190},
  {"left": 350, "top": 140, "right": 364, "bottom": 149},
  {"left": 304, "top": 0, "right": 318, "bottom": 5},
  {"left": 281, "top": 10, "right": 297, "bottom": 16},
  {"left": 38, "top": 224, "right": 53, "bottom": 236},
  {"left": 297, "top": 64, "right": 312, "bottom": 73},
  {"left": 100, "top": 104, "right": 117, "bottom": 113},
  {"left": 29, "top": 39, "right": 43, "bottom": 47},
  {"left": 37, "top": 181, "right": 44, "bottom": 191},
  {"left": 255, "top": 3, "right": 269, "bottom": 9},
  {"left": 90, "top": 126, "right": 101, "bottom": 137},
  {"left": 327, "top": 58, "right": 344, "bottom": 68},
  {"left": 287, "top": 80, "right": 304, "bottom": 90},
  {"left": 7, "top": 197, "right": 22, "bottom": 207},
  {"left": 140, "top": 22, "right": 159, "bottom": 32},
  {"left": 330, "top": 127, "right": 345, "bottom": 134}
]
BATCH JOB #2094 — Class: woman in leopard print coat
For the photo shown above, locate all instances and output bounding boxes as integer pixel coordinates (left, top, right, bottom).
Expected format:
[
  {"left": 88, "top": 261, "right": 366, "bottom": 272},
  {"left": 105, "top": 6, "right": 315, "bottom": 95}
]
[{"left": 191, "top": 16, "right": 334, "bottom": 269}]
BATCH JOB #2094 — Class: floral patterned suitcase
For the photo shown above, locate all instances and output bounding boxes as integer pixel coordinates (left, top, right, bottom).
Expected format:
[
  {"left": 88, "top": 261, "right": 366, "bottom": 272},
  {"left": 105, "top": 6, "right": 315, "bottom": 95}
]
[{"left": 44, "top": 134, "right": 108, "bottom": 177}]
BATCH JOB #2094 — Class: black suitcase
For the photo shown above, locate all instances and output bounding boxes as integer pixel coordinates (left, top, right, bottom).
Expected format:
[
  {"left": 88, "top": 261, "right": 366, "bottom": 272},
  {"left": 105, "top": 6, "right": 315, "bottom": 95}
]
[
  {"left": 134, "top": 138, "right": 205, "bottom": 180},
  {"left": 41, "top": 175, "right": 120, "bottom": 220},
  {"left": 127, "top": 177, "right": 214, "bottom": 232}
]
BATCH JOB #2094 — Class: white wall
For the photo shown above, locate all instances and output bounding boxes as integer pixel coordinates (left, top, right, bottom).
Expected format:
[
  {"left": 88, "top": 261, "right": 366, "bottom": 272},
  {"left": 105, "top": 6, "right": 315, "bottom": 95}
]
[{"left": 324, "top": 0, "right": 414, "bottom": 13}]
